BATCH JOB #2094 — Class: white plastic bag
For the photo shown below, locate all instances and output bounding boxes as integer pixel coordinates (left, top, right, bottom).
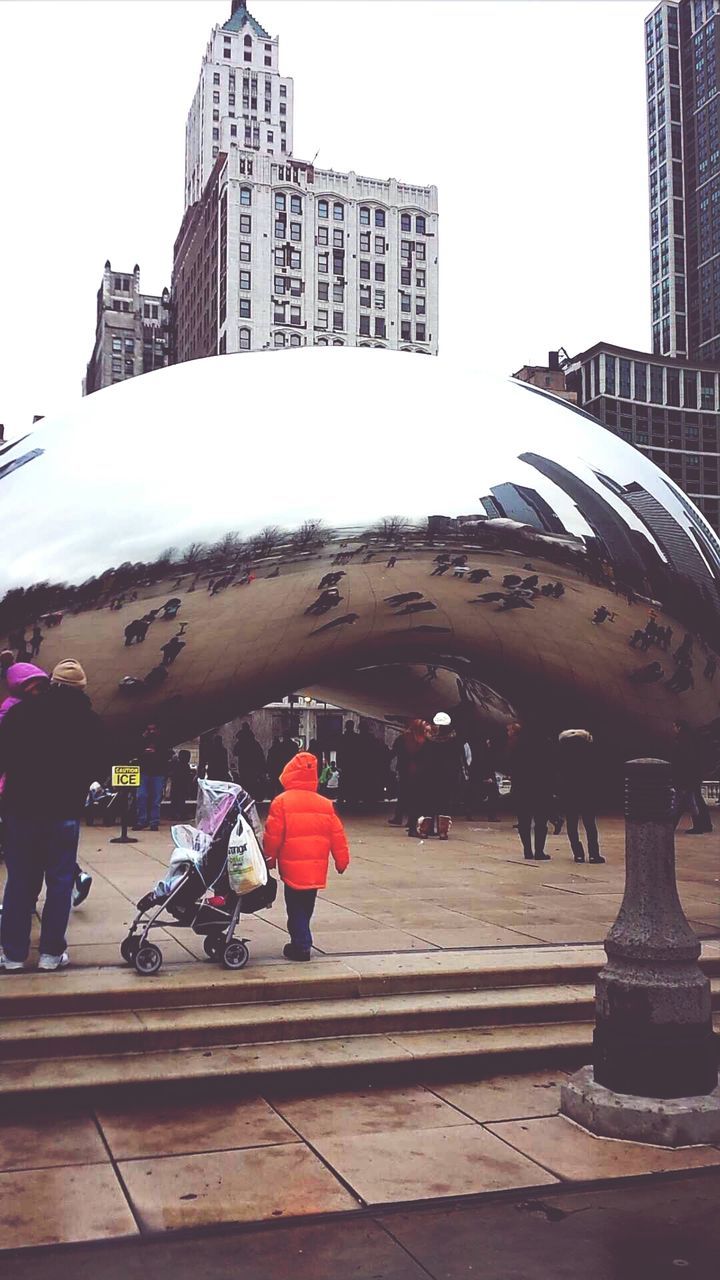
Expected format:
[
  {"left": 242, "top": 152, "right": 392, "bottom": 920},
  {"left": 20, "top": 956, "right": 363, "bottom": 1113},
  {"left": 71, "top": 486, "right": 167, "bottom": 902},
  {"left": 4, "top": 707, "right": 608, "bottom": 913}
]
[{"left": 227, "top": 811, "right": 268, "bottom": 895}]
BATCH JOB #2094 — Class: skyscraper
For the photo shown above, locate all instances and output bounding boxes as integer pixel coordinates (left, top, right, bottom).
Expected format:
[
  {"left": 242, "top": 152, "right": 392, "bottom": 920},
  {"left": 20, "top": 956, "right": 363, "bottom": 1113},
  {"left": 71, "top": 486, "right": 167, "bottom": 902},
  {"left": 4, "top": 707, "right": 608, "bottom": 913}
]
[
  {"left": 83, "top": 263, "right": 170, "bottom": 396},
  {"left": 173, "top": 2, "right": 439, "bottom": 359},
  {"left": 645, "top": 0, "right": 720, "bottom": 361}
]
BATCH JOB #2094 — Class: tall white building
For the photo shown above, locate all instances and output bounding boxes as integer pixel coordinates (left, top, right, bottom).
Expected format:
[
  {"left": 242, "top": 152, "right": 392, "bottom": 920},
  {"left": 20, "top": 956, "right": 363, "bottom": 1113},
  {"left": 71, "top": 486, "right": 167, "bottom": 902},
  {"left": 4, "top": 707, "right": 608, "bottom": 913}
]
[{"left": 174, "top": 1, "right": 438, "bottom": 359}]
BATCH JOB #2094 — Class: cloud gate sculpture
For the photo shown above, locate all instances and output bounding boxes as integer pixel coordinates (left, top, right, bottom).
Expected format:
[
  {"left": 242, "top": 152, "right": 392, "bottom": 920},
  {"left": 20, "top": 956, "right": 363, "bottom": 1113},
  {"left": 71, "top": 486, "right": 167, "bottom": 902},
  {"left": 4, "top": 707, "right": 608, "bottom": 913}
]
[{"left": 2, "top": 347, "right": 720, "bottom": 761}]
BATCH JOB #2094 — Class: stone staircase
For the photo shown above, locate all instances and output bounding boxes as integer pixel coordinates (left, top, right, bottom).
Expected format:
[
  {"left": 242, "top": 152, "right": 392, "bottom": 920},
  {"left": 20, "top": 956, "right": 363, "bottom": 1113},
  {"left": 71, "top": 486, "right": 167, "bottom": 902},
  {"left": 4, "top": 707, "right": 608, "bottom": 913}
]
[{"left": 1, "top": 943, "right": 719, "bottom": 1098}]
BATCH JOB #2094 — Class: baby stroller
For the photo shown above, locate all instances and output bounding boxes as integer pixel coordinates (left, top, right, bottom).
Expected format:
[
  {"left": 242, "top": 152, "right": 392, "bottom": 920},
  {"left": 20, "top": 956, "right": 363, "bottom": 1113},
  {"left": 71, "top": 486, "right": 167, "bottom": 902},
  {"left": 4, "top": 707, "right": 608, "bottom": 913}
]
[{"left": 120, "top": 778, "right": 276, "bottom": 976}]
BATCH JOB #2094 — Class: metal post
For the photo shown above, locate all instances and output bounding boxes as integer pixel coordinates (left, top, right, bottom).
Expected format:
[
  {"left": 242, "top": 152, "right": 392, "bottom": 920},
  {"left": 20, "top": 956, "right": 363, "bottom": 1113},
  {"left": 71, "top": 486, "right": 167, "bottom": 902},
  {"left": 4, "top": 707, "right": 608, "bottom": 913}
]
[
  {"left": 561, "top": 758, "right": 720, "bottom": 1146},
  {"left": 110, "top": 789, "right": 138, "bottom": 845}
]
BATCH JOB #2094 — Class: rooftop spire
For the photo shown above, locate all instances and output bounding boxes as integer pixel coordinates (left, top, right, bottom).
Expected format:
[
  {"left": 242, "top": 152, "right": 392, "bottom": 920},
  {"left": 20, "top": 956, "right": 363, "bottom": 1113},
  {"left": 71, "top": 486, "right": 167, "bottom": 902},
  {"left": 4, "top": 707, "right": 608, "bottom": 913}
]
[{"left": 223, "top": 0, "right": 270, "bottom": 38}]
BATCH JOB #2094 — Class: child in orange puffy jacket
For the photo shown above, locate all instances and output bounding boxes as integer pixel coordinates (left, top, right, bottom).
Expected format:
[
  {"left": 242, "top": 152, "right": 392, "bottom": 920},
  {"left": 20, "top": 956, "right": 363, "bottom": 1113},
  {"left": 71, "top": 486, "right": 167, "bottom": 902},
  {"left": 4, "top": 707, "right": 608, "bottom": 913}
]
[{"left": 263, "top": 751, "right": 350, "bottom": 961}]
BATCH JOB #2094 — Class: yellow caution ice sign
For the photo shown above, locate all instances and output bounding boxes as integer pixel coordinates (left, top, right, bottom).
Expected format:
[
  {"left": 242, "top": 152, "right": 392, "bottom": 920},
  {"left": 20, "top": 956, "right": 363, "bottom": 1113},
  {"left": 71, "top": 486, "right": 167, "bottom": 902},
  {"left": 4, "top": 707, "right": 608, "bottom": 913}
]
[{"left": 112, "top": 765, "right": 140, "bottom": 788}]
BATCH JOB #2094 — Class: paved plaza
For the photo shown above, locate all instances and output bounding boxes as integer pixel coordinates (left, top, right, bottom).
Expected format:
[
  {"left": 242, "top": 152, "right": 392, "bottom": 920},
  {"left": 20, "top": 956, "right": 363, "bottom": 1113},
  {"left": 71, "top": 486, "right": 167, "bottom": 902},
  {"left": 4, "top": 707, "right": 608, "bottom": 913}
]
[{"left": 2, "top": 811, "right": 718, "bottom": 968}]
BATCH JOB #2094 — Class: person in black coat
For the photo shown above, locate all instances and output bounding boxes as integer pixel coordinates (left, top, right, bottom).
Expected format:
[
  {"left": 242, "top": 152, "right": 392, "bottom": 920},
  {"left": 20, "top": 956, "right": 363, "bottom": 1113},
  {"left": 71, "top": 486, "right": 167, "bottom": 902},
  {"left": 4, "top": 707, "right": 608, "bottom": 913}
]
[
  {"left": 0, "top": 659, "right": 107, "bottom": 970},
  {"left": 556, "top": 729, "right": 605, "bottom": 863},
  {"left": 420, "top": 712, "right": 466, "bottom": 838},
  {"left": 505, "top": 721, "right": 553, "bottom": 861},
  {"left": 670, "top": 719, "right": 713, "bottom": 834}
]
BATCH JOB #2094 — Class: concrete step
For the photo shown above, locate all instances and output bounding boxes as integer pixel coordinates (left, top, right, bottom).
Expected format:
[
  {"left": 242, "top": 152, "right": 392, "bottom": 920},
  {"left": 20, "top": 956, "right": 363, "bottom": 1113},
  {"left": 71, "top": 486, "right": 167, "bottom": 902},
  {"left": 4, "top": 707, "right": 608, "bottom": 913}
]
[
  {"left": 0, "top": 1020, "right": 597, "bottom": 1098},
  {"left": 0, "top": 982, "right": 601, "bottom": 1061},
  {"left": 0, "top": 944, "right": 614, "bottom": 1017}
]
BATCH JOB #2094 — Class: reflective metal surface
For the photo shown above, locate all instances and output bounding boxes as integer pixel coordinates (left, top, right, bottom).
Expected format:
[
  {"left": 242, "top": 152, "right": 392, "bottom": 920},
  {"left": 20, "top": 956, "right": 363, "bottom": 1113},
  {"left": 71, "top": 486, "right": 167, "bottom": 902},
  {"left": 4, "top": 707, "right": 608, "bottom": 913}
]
[{"left": 2, "top": 347, "right": 720, "bottom": 757}]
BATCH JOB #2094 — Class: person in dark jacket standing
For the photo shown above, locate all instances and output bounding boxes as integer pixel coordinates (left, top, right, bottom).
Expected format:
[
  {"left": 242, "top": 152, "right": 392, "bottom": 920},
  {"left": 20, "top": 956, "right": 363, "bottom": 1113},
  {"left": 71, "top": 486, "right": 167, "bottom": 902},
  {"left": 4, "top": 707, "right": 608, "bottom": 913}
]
[
  {"left": 670, "top": 719, "right": 713, "bottom": 834},
  {"left": 421, "top": 712, "right": 466, "bottom": 839},
  {"left": 389, "top": 719, "right": 429, "bottom": 829},
  {"left": 0, "top": 659, "right": 106, "bottom": 971},
  {"left": 506, "top": 721, "right": 552, "bottom": 861},
  {"left": 556, "top": 729, "right": 605, "bottom": 864},
  {"left": 133, "top": 723, "right": 171, "bottom": 831}
]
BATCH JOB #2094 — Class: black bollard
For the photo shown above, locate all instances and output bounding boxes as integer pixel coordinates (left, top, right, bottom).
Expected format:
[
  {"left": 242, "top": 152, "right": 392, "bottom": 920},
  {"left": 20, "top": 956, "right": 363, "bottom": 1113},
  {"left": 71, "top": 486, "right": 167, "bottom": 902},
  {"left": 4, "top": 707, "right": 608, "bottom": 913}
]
[{"left": 593, "top": 758, "right": 717, "bottom": 1098}]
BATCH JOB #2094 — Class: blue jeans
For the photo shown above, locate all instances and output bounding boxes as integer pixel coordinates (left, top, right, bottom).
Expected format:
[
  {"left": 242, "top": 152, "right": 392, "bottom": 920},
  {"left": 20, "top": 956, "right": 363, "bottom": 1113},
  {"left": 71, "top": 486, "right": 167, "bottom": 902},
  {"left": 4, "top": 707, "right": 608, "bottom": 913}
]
[
  {"left": 284, "top": 884, "right": 317, "bottom": 952},
  {"left": 1, "top": 816, "right": 80, "bottom": 961},
  {"left": 136, "top": 774, "right": 165, "bottom": 826}
]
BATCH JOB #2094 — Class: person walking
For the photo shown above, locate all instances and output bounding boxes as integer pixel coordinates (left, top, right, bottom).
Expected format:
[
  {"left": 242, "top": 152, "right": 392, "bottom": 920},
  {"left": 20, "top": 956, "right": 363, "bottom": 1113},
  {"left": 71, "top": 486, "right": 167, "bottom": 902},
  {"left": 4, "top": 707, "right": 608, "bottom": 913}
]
[
  {"left": 133, "top": 723, "right": 171, "bottom": 831},
  {"left": 263, "top": 752, "right": 349, "bottom": 961},
  {"left": 556, "top": 729, "right": 605, "bottom": 863},
  {"left": 0, "top": 659, "right": 106, "bottom": 971},
  {"left": 389, "top": 719, "right": 429, "bottom": 828},
  {"left": 670, "top": 719, "right": 713, "bottom": 834},
  {"left": 505, "top": 721, "right": 552, "bottom": 860}
]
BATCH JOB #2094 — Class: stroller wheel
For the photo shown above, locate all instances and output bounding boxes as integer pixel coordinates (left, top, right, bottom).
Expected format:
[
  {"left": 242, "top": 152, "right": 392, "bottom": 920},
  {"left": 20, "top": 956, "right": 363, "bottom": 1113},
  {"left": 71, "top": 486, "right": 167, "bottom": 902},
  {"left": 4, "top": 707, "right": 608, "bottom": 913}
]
[
  {"left": 120, "top": 936, "right": 140, "bottom": 966},
  {"left": 222, "top": 940, "right": 250, "bottom": 971},
  {"left": 203, "top": 934, "right": 224, "bottom": 961},
  {"left": 135, "top": 943, "right": 163, "bottom": 976}
]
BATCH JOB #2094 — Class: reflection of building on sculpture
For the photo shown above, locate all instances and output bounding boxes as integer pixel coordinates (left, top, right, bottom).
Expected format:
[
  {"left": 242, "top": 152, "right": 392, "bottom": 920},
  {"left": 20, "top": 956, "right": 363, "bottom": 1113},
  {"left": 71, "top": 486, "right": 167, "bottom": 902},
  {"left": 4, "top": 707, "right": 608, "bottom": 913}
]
[{"left": 2, "top": 349, "right": 720, "bottom": 765}]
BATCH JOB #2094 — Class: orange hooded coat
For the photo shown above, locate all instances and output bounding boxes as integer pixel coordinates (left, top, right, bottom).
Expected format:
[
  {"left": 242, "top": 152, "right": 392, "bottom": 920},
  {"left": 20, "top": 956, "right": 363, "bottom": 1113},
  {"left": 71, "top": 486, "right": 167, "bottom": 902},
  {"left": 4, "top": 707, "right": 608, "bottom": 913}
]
[{"left": 263, "top": 752, "right": 350, "bottom": 890}]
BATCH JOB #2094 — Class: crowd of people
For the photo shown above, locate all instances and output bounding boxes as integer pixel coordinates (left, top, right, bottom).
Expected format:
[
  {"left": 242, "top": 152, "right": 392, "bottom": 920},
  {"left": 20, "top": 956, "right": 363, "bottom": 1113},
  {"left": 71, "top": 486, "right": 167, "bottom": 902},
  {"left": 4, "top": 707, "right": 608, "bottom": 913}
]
[{"left": 0, "top": 655, "right": 714, "bottom": 970}]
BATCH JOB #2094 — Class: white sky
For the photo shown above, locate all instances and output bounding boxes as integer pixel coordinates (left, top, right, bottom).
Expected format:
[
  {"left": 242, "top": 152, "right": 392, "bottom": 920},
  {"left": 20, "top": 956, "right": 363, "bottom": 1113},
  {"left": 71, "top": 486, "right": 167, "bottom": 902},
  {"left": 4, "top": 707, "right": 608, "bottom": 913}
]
[{"left": 0, "top": 0, "right": 652, "bottom": 437}]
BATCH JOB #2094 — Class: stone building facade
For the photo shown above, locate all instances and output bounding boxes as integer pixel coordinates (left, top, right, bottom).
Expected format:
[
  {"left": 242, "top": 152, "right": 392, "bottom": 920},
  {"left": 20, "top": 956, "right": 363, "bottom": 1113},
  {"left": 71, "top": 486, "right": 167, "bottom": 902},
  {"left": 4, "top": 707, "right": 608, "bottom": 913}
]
[{"left": 83, "top": 263, "right": 171, "bottom": 396}]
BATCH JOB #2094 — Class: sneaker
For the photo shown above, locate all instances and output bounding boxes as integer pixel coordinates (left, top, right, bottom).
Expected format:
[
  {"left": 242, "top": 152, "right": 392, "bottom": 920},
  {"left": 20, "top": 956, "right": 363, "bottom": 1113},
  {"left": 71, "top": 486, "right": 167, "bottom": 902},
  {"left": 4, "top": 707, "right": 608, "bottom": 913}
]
[
  {"left": 72, "top": 873, "right": 93, "bottom": 907},
  {"left": 0, "top": 950, "right": 24, "bottom": 972},
  {"left": 589, "top": 856, "right": 606, "bottom": 864},
  {"left": 38, "top": 952, "right": 69, "bottom": 971},
  {"left": 283, "top": 943, "right": 311, "bottom": 962},
  {"left": 149, "top": 824, "right": 159, "bottom": 832},
  {"left": 534, "top": 852, "right": 551, "bottom": 861}
]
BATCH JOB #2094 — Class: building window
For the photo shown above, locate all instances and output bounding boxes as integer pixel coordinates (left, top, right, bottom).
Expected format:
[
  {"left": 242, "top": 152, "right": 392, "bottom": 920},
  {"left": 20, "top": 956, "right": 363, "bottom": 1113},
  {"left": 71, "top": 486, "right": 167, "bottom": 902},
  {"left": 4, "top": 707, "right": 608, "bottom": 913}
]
[
  {"left": 375, "top": 235, "right": 385, "bottom": 254},
  {"left": 239, "top": 328, "right": 250, "bottom": 350},
  {"left": 360, "top": 315, "right": 371, "bottom": 336},
  {"left": 318, "top": 281, "right": 329, "bottom": 300},
  {"left": 333, "top": 339, "right": 344, "bottom": 347},
  {"left": 332, "top": 229, "right": 344, "bottom": 248},
  {"left": 374, "top": 262, "right": 385, "bottom": 281},
  {"left": 276, "top": 276, "right": 287, "bottom": 294},
  {"left": 360, "top": 231, "right": 370, "bottom": 252},
  {"left": 401, "top": 293, "right": 411, "bottom": 313},
  {"left": 318, "top": 253, "right": 329, "bottom": 273},
  {"left": 360, "top": 207, "right": 370, "bottom": 225},
  {"left": 265, "top": 55, "right": 271, "bottom": 65},
  {"left": 289, "top": 333, "right": 301, "bottom": 347},
  {"left": 333, "top": 283, "right": 344, "bottom": 302},
  {"left": 333, "top": 202, "right": 344, "bottom": 220},
  {"left": 400, "top": 213, "right": 411, "bottom": 231},
  {"left": 375, "top": 289, "right": 385, "bottom": 309},
  {"left": 374, "top": 317, "right": 386, "bottom": 338},
  {"left": 112, "top": 337, "right": 122, "bottom": 351},
  {"left": 213, "top": 73, "right": 220, "bottom": 85},
  {"left": 275, "top": 218, "right": 285, "bottom": 238},
  {"left": 360, "top": 260, "right": 370, "bottom": 279},
  {"left": 239, "top": 299, "right": 251, "bottom": 318},
  {"left": 213, "top": 109, "right": 220, "bottom": 121},
  {"left": 416, "top": 296, "right": 426, "bottom": 315},
  {"left": 212, "top": 146, "right": 219, "bottom": 157},
  {"left": 317, "top": 227, "right": 329, "bottom": 246},
  {"left": 401, "top": 268, "right": 411, "bottom": 286},
  {"left": 318, "top": 199, "right": 329, "bottom": 218},
  {"left": 360, "top": 285, "right": 371, "bottom": 308},
  {"left": 317, "top": 309, "right": 328, "bottom": 329},
  {"left": 333, "top": 311, "right": 344, "bottom": 330},
  {"left": 274, "top": 303, "right": 286, "bottom": 324},
  {"left": 240, "top": 271, "right": 251, "bottom": 289},
  {"left": 274, "top": 333, "right": 286, "bottom": 347},
  {"left": 416, "top": 323, "right": 426, "bottom": 341},
  {"left": 290, "top": 222, "right": 302, "bottom": 241},
  {"left": 416, "top": 215, "right": 426, "bottom": 234},
  {"left": 333, "top": 252, "right": 344, "bottom": 274},
  {"left": 230, "top": 125, "right": 237, "bottom": 137},
  {"left": 124, "top": 358, "right": 134, "bottom": 374},
  {"left": 289, "top": 249, "right": 301, "bottom": 269},
  {"left": 290, "top": 305, "right": 301, "bottom": 326},
  {"left": 240, "top": 187, "right": 252, "bottom": 206},
  {"left": 290, "top": 195, "right": 302, "bottom": 214},
  {"left": 416, "top": 243, "right": 426, "bottom": 261},
  {"left": 240, "top": 214, "right": 251, "bottom": 234},
  {"left": 280, "top": 84, "right": 287, "bottom": 96},
  {"left": 275, "top": 193, "right": 286, "bottom": 211},
  {"left": 375, "top": 209, "right": 386, "bottom": 227},
  {"left": 124, "top": 337, "right": 134, "bottom": 351},
  {"left": 213, "top": 92, "right": 220, "bottom": 104},
  {"left": 401, "top": 321, "right": 411, "bottom": 341}
]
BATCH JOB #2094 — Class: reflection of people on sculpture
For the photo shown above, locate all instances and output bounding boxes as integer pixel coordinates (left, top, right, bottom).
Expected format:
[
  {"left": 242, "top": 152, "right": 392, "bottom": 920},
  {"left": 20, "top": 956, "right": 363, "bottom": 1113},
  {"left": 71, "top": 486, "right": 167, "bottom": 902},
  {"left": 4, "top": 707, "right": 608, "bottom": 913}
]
[
  {"left": 124, "top": 619, "right": 149, "bottom": 646},
  {"left": 674, "top": 633, "right": 693, "bottom": 666},
  {"left": 337, "top": 721, "right": 361, "bottom": 808},
  {"left": 385, "top": 591, "right": 423, "bottom": 606},
  {"left": 704, "top": 654, "right": 717, "bottom": 681},
  {"left": 629, "top": 628, "right": 650, "bottom": 651},
  {"left": 670, "top": 720, "right": 713, "bottom": 834},
  {"left": 161, "top": 598, "right": 182, "bottom": 620},
  {"left": 133, "top": 722, "right": 171, "bottom": 831},
  {"left": 505, "top": 721, "right": 552, "bottom": 861},
  {"left": 386, "top": 556, "right": 397, "bottom": 568},
  {"left": 304, "top": 588, "right": 341, "bottom": 616},
  {"left": 160, "top": 635, "right": 186, "bottom": 667},
  {"left": 310, "top": 612, "right": 359, "bottom": 636},
  {"left": 263, "top": 752, "right": 350, "bottom": 962},
  {"left": 0, "top": 659, "right": 105, "bottom": 971},
  {"left": 430, "top": 562, "right": 450, "bottom": 576},
  {"left": 233, "top": 722, "right": 267, "bottom": 798},
  {"left": 143, "top": 665, "right": 168, "bottom": 692},
  {"left": 463, "top": 733, "right": 501, "bottom": 821},
  {"left": 666, "top": 661, "right": 694, "bottom": 693},
  {"left": 318, "top": 571, "right": 345, "bottom": 590},
  {"left": 468, "top": 569, "right": 491, "bottom": 583},
  {"left": 397, "top": 601, "right": 437, "bottom": 616},
  {"left": 497, "top": 593, "right": 534, "bottom": 612},
  {"left": 556, "top": 730, "right": 605, "bottom": 864},
  {"left": 591, "top": 605, "right": 615, "bottom": 625},
  {"left": 30, "top": 626, "right": 43, "bottom": 657},
  {"left": 469, "top": 592, "right": 504, "bottom": 605}
]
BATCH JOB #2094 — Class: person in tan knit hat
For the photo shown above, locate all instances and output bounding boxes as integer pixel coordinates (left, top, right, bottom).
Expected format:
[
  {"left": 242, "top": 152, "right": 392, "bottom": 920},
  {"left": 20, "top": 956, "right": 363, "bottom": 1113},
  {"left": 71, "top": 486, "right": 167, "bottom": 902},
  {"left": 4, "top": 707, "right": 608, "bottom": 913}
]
[
  {"left": 51, "top": 659, "right": 88, "bottom": 690},
  {"left": 0, "top": 655, "right": 105, "bottom": 972}
]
